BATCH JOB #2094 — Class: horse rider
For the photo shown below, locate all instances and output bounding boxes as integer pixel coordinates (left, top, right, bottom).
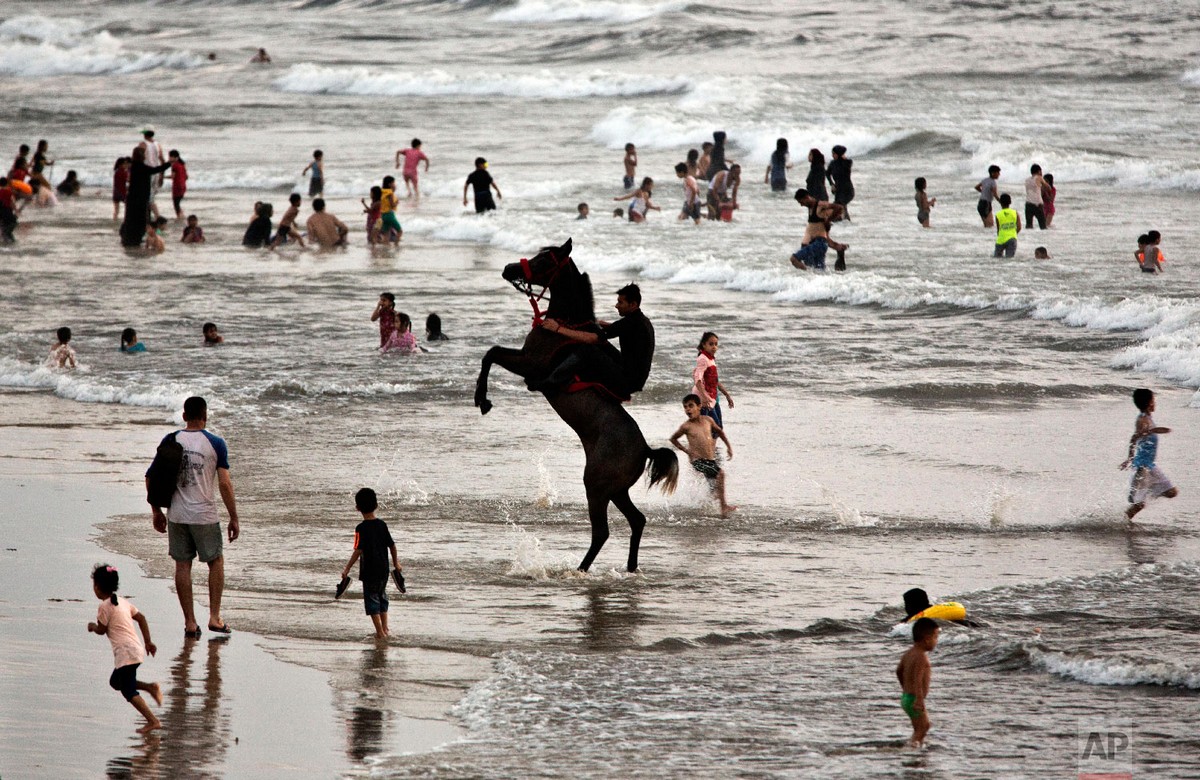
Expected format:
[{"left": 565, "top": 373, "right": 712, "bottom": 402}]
[{"left": 533, "top": 283, "right": 654, "bottom": 398}]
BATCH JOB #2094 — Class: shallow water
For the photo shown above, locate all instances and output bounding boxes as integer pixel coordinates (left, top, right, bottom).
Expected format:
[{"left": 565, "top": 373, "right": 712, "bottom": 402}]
[{"left": 3, "top": 0, "right": 1200, "bottom": 776}]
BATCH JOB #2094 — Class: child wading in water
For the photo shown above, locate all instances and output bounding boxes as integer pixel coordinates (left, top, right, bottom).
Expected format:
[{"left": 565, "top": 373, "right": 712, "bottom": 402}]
[
  {"left": 692, "top": 331, "right": 734, "bottom": 432},
  {"left": 897, "top": 617, "right": 938, "bottom": 748},
  {"left": 670, "top": 394, "right": 736, "bottom": 517},
  {"left": 87, "top": 564, "right": 163, "bottom": 733},
  {"left": 1121, "top": 388, "right": 1179, "bottom": 519},
  {"left": 339, "top": 488, "right": 404, "bottom": 639},
  {"left": 371, "top": 292, "right": 397, "bottom": 347},
  {"left": 914, "top": 177, "right": 936, "bottom": 227}
]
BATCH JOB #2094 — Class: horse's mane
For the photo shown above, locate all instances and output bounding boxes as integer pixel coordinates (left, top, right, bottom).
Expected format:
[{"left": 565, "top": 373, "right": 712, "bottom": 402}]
[{"left": 544, "top": 259, "right": 597, "bottom": 327}]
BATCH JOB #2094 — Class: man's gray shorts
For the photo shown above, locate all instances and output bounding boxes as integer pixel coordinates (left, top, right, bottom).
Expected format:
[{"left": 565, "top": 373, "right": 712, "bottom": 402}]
[{"left": 168, "top": 521, "right": 224, "bottom": 563}]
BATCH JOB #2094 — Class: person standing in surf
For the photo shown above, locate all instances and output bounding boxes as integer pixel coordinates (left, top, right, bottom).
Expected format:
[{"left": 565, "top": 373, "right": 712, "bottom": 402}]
[
  {"left": 992, "top": 193, "right": 1020, "bottom": 257},
  {"left": 825, "top": 145, "right": 854, "bottom": 219},
  {"left": 975, "top": 165, "right": 1001, "bottom": 227},
  {"left": 765, "top": 138, "right": 791, "bottom": 192},
  {"left": 897, "top": 617, "right": 938, "bottom": 748},
  {"left": 692, "top": 331, "right": 734, "bottom": 433},
  {"left": 302, "top": 150, "right": 324, "bottom": 198},
  {"left": 464, "top": 157, "right": 501, "bottom": 213},
  {"left": 120, "top": 145, "right": 170, "bottom": 248},
  {"left": 1121, "top": 388, "right": 1179, "bottom": 519}
]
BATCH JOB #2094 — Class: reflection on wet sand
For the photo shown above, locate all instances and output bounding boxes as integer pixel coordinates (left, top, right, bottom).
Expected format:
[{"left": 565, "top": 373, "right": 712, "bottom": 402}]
[
  {"left": 106, "top": 638, "right": 230, "bottom": 779},
  {"left": 347, "top": 644, "right": 390, "bottom": 763},
  {"left": 579, "top": 586, "right": 643, "bottom": 649}
]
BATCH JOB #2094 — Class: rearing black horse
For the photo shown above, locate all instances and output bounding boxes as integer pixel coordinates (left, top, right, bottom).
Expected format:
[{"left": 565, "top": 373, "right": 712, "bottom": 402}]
[{"left": 475, "top": 238, "right": 678, "bottom": 572}]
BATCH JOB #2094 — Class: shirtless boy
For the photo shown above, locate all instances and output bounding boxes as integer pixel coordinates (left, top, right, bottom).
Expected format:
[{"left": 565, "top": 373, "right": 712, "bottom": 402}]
[
  {"left": 675, "top": 163, "right": 701, "bottom": 225},
  {"left": 670, "top": 394, "right": 735, "bottom": 516},
  {"left": 622, "top": 143, "right": 637, "bottom": 190},
  {"left": 896, "top": 617, "right": 939, "bottom": 748}
]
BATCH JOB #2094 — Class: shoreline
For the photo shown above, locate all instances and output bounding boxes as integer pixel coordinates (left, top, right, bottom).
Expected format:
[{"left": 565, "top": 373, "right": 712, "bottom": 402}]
[{"left": 0, "top": 390, "right": 478, "bottom": 778}]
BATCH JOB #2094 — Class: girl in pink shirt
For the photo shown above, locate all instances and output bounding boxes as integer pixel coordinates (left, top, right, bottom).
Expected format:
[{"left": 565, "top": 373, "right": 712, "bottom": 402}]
[
  {"left": 691, "top": 331, "right": 734, "bottom": 432},
  {"left": 371, "top": 292, "right": 397, "bottom": 347},
  {"left": 382, "top": 311, "right": 421, "bottom": 353},
  {"left": 87, "top": 564, "right": 163, "bottom": 733}
]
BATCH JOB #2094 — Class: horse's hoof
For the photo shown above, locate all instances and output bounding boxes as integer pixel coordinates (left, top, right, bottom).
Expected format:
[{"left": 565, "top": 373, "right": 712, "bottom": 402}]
[{"left": 478, "top": 400, "right": 493, "bottom": 415}]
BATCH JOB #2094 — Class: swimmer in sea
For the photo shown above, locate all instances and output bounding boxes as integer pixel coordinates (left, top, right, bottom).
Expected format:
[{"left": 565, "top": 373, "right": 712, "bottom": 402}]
[
  {"left": 914, "top": 177, "right": 936, "bottom": 228},
  {"left": 1121, "top": 388, "right": 1179, "bottom": 519},
  {"left": 202, "top": 322, "right": 223, "bottom": 345},
  {"left": 897, "top": 617, "right": 938, "bottom": 748},
  {"left": 622, "top": 143, "right": 637, "bottom": 190},
  {"left": 670, "top": 394, "right": 735, "bottom": 517}
]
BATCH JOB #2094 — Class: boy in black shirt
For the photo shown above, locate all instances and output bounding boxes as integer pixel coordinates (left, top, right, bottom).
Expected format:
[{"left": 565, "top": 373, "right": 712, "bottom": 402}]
[
  {"left": 340, "top": 488, "right": 403, "bottom": 638},
  {"left": 463, "top": 157, "right": 501, "bottom": 213}
]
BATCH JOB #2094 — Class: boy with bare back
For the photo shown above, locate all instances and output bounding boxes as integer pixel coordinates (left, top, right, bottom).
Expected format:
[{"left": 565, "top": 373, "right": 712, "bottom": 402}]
[
  {"left": 622, "top": 143, "right": 637, "bottom": 190},
  {"left": 670, "top": 394, "right": 735, "bottom": 516},
  {"left": 897, "top": 617, "right": 938, "bottom": 748}
]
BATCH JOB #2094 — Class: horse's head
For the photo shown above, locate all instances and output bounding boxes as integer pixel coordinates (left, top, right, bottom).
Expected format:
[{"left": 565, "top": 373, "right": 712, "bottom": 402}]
[{"left": 502, "top": 238, "right": 574, "bottom": 289}]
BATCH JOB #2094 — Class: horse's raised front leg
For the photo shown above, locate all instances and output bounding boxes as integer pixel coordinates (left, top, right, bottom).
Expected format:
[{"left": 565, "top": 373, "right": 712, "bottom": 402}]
[
  {"left": 578, "top": 489, "right": 611, "bottom": 573},
  {"left": 610, "top": 490, "right": 646, "bottom": 573},
  {"left": 475, "top": 346, "right": 529, "bottom": 415}
]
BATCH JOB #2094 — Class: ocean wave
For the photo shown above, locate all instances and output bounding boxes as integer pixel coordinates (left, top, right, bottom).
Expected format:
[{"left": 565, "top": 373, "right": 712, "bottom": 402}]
[
  {"left": 0, "top": 16, "right": 204, "bottom": 77},
  {"left": 0, "top": 358, "right": 189, "bottom": 410},
  {"left": 1031, "top": 649, "right": 1200, "bottom": 689},
  {"left": 1182, "top": 67, "right": 1200, "bottom": 86},
  {"left": 589, "top": 106, "right": 917, "bottom": 163},
  {"left": 960, "top": 135, "right": 1200, "bottom": 192},
  {"left": 490, "top": 0, "right": 690, "bottom": 24},
  {"left": 274, "top": 64, "right": 692, "bottom": 99}
]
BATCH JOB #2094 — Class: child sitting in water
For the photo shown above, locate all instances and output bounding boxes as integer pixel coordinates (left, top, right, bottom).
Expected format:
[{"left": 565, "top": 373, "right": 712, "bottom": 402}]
[
  {"left": 120, "top": 328, "right": 146, "bottom": 353},
  {"left": 339, "top": 488, "right": 404, "bottom": 639},
  {"left": 577, "top": 202, "right": 589, "bottom": 220},
  {"left": 382, "top": 312, "right": 420, "bottom": 354},
  {"left": 1034, "top": 246, "right": 1050, "bottom": 259},
  {"left": 48, "top": 326, "right": 77, "bottom": 368},
  {"left": 371, "top": 292, "right": 397, "bottom": 347},
  {"left": 1121, "top": 388, "right": 1179, "bottom": 519},
  {"left": 145, "top": 216, "right": 168, "bottom": 254},
  {"left": 202, "top": 321, "right": 223, "bottom": 345},
  {"left": 914, "top": 177, "right": 936, "bottom": 228},
  {"left": 56, "top": 170, "right": 80, "bottom": 197},
  {"left": 897, "top": 617, "right": 938, "bottom": 748},
  {"left": 87, "top": 564, "right": 162, "bottom": 734},
  {"left": 425, "top": 312, "right": 449, "bottom": 341},
  {"left": 670, "top": 394, "right": 735, "bottom": 517},
  {"left": 181, "top": 214, "right": 205, "bottom": 243}
]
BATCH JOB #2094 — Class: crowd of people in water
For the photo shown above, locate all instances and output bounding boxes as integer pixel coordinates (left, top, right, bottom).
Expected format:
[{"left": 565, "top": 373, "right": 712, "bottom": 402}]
[{"left": 0, "top": 122, "right": 1172, "bottom": 275}]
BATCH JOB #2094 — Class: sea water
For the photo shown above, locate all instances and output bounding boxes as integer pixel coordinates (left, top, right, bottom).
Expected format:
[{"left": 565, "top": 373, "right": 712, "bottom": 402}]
[{"left": 2, "top": 0, "right": 1200, "bottom": 776}]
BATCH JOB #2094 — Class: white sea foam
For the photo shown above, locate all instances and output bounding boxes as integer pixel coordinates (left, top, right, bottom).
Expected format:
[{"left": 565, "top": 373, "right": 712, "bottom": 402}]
[
  {"left": 590, "top": 106, "right": 918, "bottom": 164},
  {"left": 0, "top": 16, "right": 203, "bottom": 77},
  {"left": 1181, "top": 67, "right": 1200, "bottom": 86},
  {"left": 504, "top": 521, "right": 582, "bottom": 580},
  {"left": 274, "top": 64, "right": 691, "bottom": 100},
  {"left": 1031, "top": 649, "right": 1200, "bottom": 689},
  {"left": 0, "top": 358, "right": 189, "bottom": 410},
  {"left": 490, "top": 0, "right": 690, "bottom": 24},
  {"left": 960, "top": 135, "right": 1200, "bottom": 191}
]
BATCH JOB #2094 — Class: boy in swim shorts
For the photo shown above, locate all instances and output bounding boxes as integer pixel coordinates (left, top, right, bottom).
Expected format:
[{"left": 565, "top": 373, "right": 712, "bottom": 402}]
[
  {"left": 1121, "top": 388, "right": 1179, "bottom": 519},
  {"left": 670, "top": 394, "right": 735, "bottom": 517},
  {"left": 896, "top": 617, "right": 938, "bottom": 748},
  {"left": 340, "top": 488, "right": 404, "bottom": 639}
]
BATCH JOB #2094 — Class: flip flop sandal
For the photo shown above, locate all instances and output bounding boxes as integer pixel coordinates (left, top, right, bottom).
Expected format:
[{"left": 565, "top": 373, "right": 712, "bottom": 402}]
[
  {"left": 335, "top": 576, "right": 351, "bottom": 599},
  {"left": 207, "top": 622, "right": 232, "bottom": 634},
  {"left": 184, "top": 628, "right": 202, "bottom": 639}
]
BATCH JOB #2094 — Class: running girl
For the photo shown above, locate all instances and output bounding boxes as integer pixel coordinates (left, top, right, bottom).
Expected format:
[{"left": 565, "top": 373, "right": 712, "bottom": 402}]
[
  {"left": 87, "top": 564, "right": 163, "bottom": 734},
  {"left": 1121, "top": 388, "right": 1179, "bottom": 519}
]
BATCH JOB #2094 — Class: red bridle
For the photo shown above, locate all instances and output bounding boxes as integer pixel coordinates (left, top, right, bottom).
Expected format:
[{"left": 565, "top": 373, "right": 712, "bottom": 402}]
[{"left": 512, "top": 252, "right": 572, "bottom": 328}]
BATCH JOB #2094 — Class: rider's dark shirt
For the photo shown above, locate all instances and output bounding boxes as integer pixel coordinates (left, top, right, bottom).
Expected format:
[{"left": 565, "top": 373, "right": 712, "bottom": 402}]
[{"left": 601, "top": 309, "right": 654, "bottom": 392}]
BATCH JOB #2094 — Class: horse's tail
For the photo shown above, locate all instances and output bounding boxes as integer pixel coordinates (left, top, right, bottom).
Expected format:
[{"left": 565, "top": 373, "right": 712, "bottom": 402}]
[{"left": 645, "top": 446, "right": 679, "bottom": 495}]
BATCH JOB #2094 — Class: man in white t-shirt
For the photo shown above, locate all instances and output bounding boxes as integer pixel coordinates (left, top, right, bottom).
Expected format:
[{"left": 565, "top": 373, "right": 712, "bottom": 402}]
[
  {"left": 146, "top": 396, "right": 241, "bottom": 638},
  {"left": 138, "top": 127, "right": 165, "bottom": 219},
  {"left": 1024, "top": 163, "right": 1049, "bottom": 230}
]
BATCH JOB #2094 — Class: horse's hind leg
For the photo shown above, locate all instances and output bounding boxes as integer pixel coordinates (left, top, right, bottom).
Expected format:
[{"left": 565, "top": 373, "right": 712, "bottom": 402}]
[
  {"left": 611, "top": 490, "right": 646, "bottom": 573},
  {"left": 578, "top": 491, "right": 611, "bottom": 573}
]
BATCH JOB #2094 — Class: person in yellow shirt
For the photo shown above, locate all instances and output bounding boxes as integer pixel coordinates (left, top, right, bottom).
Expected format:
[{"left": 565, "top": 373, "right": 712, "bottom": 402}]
[
  {"left": 993, "top": 193, "right": 1021, "bottom": 258},
  {"left": 379, "top": 175, "right": 402, "bottom": 245}
]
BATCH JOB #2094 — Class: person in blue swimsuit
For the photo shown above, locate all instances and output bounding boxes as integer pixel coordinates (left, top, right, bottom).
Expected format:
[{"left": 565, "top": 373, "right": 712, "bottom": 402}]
[{"left": 1121, "top": 388, "right": 1179, "bottom": 519}]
